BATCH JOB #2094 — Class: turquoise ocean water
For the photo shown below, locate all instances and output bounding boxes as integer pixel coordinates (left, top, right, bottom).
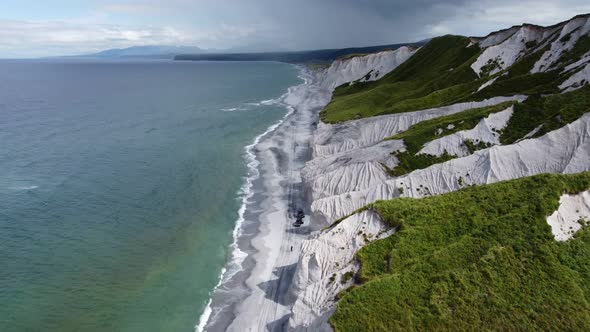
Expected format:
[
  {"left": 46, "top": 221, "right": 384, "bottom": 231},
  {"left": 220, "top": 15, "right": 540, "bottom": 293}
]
[{"left": 0, "top": 59, "right": 301, "bottom": 331}]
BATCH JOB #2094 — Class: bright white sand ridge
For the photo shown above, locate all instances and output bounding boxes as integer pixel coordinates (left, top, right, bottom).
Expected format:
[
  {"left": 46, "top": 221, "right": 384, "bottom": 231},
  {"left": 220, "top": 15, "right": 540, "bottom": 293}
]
[{"left": 547, "top": 190, "right": 590, "bottom": 241}]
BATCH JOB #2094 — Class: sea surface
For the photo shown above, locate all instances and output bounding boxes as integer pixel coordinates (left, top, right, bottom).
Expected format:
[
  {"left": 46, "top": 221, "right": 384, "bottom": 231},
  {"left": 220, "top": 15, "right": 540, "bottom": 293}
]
[{"left": 0, "top": 59, "right": 302, "bottom": 332}]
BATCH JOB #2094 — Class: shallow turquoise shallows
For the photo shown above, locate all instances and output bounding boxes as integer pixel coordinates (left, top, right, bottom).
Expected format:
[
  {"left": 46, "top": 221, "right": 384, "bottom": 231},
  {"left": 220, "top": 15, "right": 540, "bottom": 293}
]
[{"left": 0, "top": 59, "right": 301, "bottom": 332}]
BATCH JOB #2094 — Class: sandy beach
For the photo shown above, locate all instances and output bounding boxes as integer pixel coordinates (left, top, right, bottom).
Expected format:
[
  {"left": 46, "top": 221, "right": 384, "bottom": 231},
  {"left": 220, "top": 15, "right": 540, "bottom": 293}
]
[{"left": 198, "top": 67, "right": 332, "bottom": 332}]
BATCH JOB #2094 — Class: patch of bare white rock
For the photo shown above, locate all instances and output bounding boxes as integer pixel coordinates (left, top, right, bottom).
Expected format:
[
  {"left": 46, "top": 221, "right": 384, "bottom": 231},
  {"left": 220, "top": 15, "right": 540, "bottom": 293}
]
[{"left": 547, "top": 190, "right": 590, "bottom": 241}]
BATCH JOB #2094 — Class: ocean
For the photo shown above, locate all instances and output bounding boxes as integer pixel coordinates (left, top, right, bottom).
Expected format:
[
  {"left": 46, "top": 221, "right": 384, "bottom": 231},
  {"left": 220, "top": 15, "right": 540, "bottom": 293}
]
[{"left": 0, "top": 59, "right": 302, "bottom": 331}]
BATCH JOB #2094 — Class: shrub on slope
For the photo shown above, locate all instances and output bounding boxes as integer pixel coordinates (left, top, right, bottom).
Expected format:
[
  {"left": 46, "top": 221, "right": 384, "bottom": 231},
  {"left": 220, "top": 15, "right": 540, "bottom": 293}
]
[
  {"left": 331, "top": 173, "right": 590, "bottom": 332},
  {"left": 384, "top": 102, "right": 515, "bottom": 176},
  {"left": 501, "top": 85, "right": 590, "bottom": 144}
]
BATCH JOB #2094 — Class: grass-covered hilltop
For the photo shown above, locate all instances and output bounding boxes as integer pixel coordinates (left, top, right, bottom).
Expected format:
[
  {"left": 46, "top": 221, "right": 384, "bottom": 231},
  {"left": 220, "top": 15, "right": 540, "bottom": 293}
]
[
  {"left": 321, "top": 14, "right": 590, "bottom": 123},
  {"left": 287, "top": 13, "right": 590, "bottom": 332},
  {"left": 332, "top": 173, "right": 590, "bottom": 331}
]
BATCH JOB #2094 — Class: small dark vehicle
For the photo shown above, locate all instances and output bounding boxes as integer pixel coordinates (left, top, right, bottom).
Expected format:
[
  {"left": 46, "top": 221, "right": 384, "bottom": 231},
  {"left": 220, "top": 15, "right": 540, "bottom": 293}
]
[{"left": 295, "top": 209, "right": 305, "bottom": 219}]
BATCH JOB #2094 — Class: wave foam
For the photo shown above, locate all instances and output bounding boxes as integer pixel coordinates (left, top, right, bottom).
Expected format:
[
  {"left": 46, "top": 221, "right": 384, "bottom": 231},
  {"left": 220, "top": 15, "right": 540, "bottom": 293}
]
[{"left": 195, "top": 66, "right": 308, "bottom": 332}]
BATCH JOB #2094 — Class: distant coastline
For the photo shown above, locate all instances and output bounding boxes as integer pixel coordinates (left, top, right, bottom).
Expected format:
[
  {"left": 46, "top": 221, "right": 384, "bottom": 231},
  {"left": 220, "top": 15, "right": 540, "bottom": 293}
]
[{"left": 174, "top": 42, "right": 423, "bottom": 64}]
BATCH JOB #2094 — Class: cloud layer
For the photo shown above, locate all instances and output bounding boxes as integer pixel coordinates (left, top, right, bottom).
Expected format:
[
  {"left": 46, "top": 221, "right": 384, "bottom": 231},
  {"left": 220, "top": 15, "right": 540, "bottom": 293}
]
[{"left": 1, "top": 0, "right": 590, "bottom": 57}]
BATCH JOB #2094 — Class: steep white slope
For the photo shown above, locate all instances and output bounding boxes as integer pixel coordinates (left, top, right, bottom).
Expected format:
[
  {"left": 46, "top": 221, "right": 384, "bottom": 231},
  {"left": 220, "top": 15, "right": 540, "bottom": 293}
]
[
  {"left": 302, "top": 140, "right": 403, "bottom": 201},
  {"left": 313, "top": 96, "right": 526, "bottom": 158},
  {"left": 560, "top": 63, "right": 590, "bottom": 91},
  {"left": 564, "top": 50, "right": 590, "bottom": 71},
  {"left": 472, "top": 25, "right": 558, "bottom": 76},
  {"left": 288, "top": 210, "right": 393, "bottom": 330},
  {"left": 532, "top": 15, "right": 590, "bottom": 73},
  {"left": 475, "top": 26, "right": 521, "bottom": 48},
  {"left": 547, "top": 190, "right": 590, "bottom": 241},
  {"left": 419, "top": 106, "right": 514, "bottom": 157},
  {"left": 291, "top": 115, "right": 590, "bottom": 328},
  {"left": 312, "top": 114, "right": 590, "bottom": 226},
  {"left": 319, "top": 47, "right": 416, "bottom": 90}
]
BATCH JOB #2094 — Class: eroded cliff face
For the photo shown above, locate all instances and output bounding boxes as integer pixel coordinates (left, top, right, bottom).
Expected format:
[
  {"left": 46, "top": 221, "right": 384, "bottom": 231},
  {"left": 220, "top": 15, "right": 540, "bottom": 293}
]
[
  {"left": 291, "top": 108, "right": 590, "bottom": 331},
  {"left": 287, "top": 14, "right": 590, "bottom": 331},
  {"left": 312, "top": 114, "right": 590, "bottom": 226},
  {"left": 470, "top": 14, "right": 590, "bottom": 76},
  {"left": 319, "top": 46, "right": 416, "bottom": 90}
]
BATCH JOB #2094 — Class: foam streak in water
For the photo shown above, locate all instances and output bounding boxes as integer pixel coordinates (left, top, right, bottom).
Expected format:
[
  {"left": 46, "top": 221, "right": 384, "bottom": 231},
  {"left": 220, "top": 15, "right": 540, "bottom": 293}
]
[{"left": 194, "top": 68, "right": 306, "bottom": 332}]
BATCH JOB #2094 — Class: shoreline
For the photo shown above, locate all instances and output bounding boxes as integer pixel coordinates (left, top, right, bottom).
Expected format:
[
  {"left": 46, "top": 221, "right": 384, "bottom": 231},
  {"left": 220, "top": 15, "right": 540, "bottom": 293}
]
[{"left": 196, "top": 66, "right": 331, "bottom": 331}]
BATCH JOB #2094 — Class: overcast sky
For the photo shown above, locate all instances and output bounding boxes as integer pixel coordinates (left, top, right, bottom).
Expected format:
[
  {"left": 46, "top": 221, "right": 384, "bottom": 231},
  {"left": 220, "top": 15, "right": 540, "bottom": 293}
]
[{"left": 2, "top": 0, "right": 590, "bottom": 58}]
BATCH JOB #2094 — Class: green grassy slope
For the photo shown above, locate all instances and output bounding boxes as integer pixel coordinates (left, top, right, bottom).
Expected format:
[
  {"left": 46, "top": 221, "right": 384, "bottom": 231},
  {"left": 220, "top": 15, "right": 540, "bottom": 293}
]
[
  {"left": 320, "top": 36, "right": 482, "bottom": 122},
  {"left": 501, "top": 85, "right": 590, "bottom": 144},
  {"left": 321, "top": 30, "right": 590, "bottom": 124},
  {"left": 330, "top": 173, "right": 590, "bottom": 332}
]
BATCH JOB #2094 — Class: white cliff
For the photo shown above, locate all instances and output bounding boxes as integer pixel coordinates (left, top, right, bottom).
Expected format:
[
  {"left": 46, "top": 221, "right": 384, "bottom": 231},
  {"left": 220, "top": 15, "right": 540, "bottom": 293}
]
[
  {"left": 302, "top": 140, "right": 403, "bottom": 202},
  {"left": 475, "top": 26, "right": 521, "bottom": 48},
  {"left": 319, "top": 47, "right": 416, "bottom": 90},
  {"left": 288, "top": 210, "right": 393, "bottom": 330},
  {"left": 286, "top": 16, "right": 590, "bottom": 331},
  {"left": 471, "top": 25, "right": 558, "bottom": 76},
  {"left": 532, "top": 15, "right": 590, "bottom": 73},
  {"left": 312, "top": 114, "right": 590, "bottom": 226},
  {"left": 288, "top": 114, "right": 590, "bottom": 330}
]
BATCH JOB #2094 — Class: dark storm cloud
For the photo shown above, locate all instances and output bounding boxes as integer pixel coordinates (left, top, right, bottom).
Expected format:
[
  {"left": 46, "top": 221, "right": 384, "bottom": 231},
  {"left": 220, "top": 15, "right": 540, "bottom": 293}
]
[
  {"left": 251, "top": 0, "right": 470, "bottom": 49},
  {"left": 235, "top": 0, "right": 590, "bottom": 50},
  {"left": 3, "top": 0, "right": 590, "bottom": 57}
]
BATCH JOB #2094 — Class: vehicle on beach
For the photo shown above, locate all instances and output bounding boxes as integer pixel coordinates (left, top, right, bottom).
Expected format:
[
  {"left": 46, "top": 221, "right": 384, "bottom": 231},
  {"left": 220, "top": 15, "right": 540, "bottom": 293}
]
[{"left": 293, "top": 209, "right": 305, "bottom": 227}]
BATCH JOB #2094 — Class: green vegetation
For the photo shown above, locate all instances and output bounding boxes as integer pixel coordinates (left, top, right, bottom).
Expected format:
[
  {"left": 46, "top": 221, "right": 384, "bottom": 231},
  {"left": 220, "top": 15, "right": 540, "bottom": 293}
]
[
  {"left": 474, "top": 34, "right": 590, "bottom": 100},
  {"left": 500, "top": 85, "right": 590, "bottom": 144},
  {"left": 337, "top": 53, "right": 370, "bottom": 61},
  {"left": 471, "top": 43, "right": 562, "bottom": 98},
  {"left": 463, "top": 138, "right": 493, "bottom": 153},
  {"left": 341, "top": 271, "right": 354, "bottom": 284},
  {"left": 387, "top": 151, "right": 455, "bottom": 177},
  {"left": 525, "top": 40, "right": 538, "bottom": 49},
  {"left": 331, "top": 173, "right": 590, "bottom": 331},
  {"left": 320, "top": 35, "right": 482, "bottom": 122},
  {"left": 385, "top": 102, "right": 514, "bottom": 176},
  {"left": 480, "top": 57, "right": 503, "bottom": 76},
  {"left": 472, "top": 70, "right": 560, "bottom": 99},
  {"left": 328, "top": 274, "right": 337, "bottom": 284},
  {"left": 559, "top": 35, "right": 590, "bottom": 69},
  {"left": 321, "top": 29, "right": 590, "bottom": 124}
]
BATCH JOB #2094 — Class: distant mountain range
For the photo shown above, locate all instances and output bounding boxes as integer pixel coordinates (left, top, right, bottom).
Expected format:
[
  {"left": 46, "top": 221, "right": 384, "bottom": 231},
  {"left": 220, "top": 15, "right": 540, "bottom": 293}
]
[
  {"left": 174, "top": 42, "right": 426, "bottom": 64},
  {"left": 80, "top": 45, "right": 205, "bottom": 59}
]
